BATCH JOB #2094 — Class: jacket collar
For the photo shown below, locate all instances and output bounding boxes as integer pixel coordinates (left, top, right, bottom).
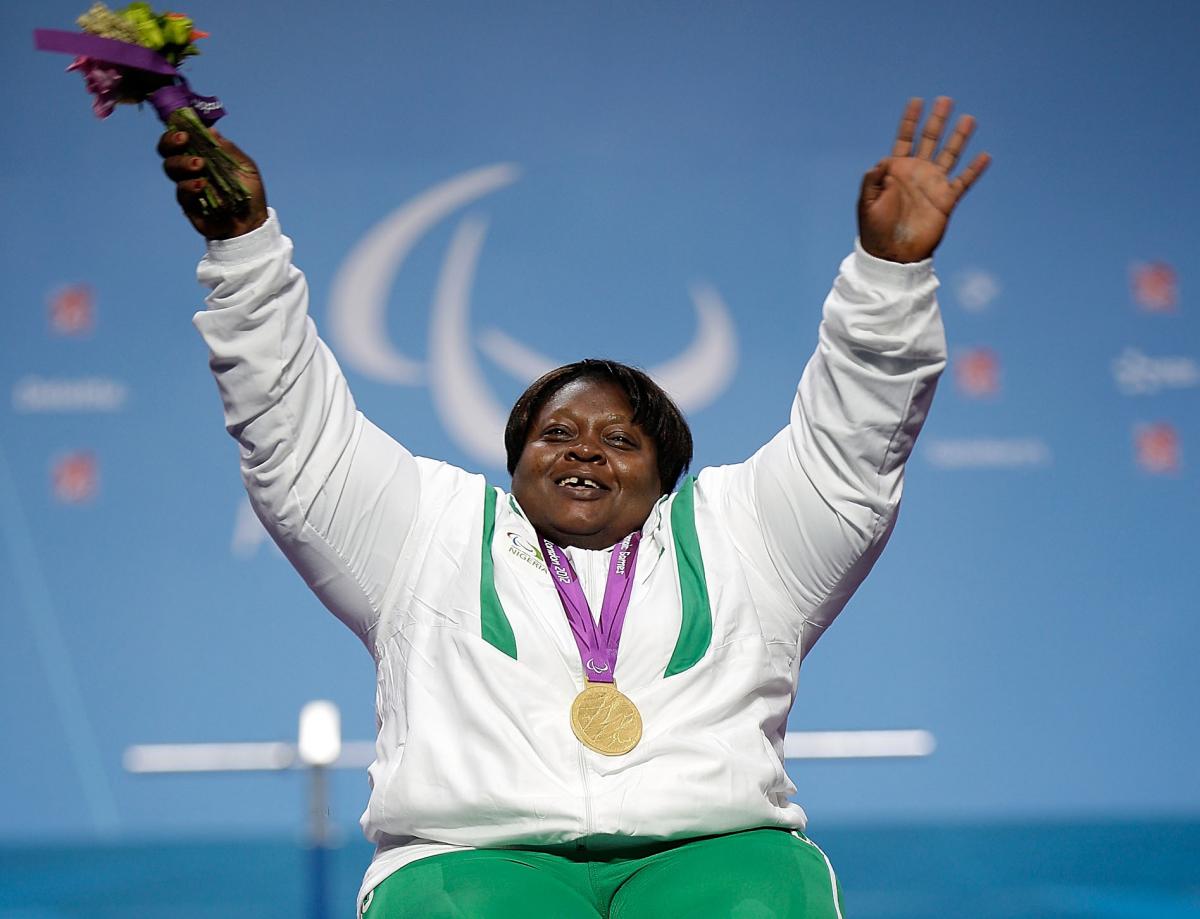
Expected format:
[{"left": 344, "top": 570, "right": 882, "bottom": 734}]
[{"left": 503, "top": 491, "right": 669, "bottom": 584}]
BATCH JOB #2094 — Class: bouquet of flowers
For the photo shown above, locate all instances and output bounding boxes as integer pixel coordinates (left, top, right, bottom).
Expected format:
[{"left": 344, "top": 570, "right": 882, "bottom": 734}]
[{"left": 35, "top": 2, "right": 250, "bottom": 216}]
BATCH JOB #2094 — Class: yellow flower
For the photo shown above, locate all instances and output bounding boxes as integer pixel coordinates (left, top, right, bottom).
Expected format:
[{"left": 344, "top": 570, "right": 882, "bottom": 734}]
[
  {"left": 133, "top": 16, "right": 165, "bottom": 49},
  {"left": 161, "top": 13, "right": 193, "bottom": 46},
  {"left": 121, "top": 2, "right": 155, "bottom": 20}
]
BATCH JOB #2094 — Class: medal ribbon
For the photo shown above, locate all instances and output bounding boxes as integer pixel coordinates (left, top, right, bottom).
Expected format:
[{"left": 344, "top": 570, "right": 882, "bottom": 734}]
[{"left": 539, "top": 532, "right": 641, "bottom": 684}]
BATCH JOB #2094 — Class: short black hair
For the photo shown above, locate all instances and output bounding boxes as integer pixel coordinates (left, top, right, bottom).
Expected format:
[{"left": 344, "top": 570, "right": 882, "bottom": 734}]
[{"left": 505, "top": 359, "right": 693, "bottom": 494}]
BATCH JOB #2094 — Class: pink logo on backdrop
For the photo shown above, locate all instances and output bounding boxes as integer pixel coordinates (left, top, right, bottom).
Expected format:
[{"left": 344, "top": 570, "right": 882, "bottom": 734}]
[
  {"left": 51, "top": 451, "right": 99, "bottom": 503},
  {"left": 955, "top": 347, "right": 1000, "bottom": 397},
  {"left": 47, "top": 284, "right": 95, "bottom": 335},
  {"left": 1130, "top": 262, "right": 1177, "bottom": 313},
  {"left": 1134, "top": 423, "right": 1181, "bottom": 474}
]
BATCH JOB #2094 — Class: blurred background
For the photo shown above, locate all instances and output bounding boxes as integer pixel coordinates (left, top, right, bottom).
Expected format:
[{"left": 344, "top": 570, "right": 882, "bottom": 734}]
[{"left": 2, "top": 1, "right": 1198, "bottom": 916}]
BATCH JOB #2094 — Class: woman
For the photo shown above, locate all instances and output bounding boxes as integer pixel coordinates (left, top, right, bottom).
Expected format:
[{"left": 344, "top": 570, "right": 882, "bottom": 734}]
[{"left": 160, "top": 97, "right": 988, "bottom": 917}]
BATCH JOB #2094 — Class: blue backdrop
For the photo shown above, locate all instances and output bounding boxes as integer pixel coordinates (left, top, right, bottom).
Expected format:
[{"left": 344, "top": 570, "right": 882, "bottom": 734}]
[{"left": 2, "top": 0, "right": 1197, "bottom": 857}]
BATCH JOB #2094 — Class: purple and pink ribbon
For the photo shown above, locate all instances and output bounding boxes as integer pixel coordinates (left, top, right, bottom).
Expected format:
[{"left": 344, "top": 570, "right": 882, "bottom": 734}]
[
  {"left": 34, "top": 29, "right": 225, "bottom": 125},
  {"left": 539, "top": 532, "right": 641, "bottom": 683}
]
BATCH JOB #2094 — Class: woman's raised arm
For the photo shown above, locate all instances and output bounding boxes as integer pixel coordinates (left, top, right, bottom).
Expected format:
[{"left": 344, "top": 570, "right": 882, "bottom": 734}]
[
  {"left": 698, "top": 97, "right": 988, "bottom": 658},
  {"left": 167, "top": 132, "right": 422, "bottom": 651}
]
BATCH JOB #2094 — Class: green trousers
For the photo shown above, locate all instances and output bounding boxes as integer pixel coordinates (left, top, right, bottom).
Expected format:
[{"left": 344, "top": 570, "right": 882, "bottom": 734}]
[{"left": 361, "top": 828, "right": 845, "bottom": 918}]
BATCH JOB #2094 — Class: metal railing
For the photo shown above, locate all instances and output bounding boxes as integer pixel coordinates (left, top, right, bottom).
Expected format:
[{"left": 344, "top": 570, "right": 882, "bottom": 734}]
[{"left": 124, "top": 701, "right": 935, "bottom": 919}]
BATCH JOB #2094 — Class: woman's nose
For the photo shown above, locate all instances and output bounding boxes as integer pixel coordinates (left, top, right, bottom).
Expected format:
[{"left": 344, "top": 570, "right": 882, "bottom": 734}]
[{"left": 567, "top": 440, "right": 604, "bottom": 462}]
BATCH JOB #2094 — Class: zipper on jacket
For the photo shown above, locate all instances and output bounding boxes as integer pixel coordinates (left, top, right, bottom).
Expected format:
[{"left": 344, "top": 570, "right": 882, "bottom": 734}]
[
  {"left": 574, "top": 545, "right": 605, "bottom": 846},
  {"left": 566, "top": 544, "right": 612, "bottom": 847},
  {"left": 576, "top": 743, "right": 594, "bottom": 847}
]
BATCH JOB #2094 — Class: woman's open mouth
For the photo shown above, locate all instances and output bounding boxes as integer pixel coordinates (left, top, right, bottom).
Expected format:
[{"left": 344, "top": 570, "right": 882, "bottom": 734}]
[{"left": 555, "top": 475, "right": 608, "bottom": 493}]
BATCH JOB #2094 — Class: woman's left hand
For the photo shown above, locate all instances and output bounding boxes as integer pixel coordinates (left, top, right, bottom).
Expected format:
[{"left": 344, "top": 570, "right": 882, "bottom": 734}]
[{"left": 858, "top": 96, "right": 991, "bottom": 263}]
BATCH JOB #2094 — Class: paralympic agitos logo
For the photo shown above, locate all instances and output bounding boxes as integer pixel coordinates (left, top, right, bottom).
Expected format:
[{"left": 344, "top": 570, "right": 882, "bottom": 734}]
[{"left": 327, "top": 164, "right": 739, "bottom": 469}]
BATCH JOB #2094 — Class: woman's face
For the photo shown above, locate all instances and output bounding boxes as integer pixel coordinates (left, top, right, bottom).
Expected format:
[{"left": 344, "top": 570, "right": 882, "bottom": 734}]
[{"left": 511, "top": 378, "right": 662, "bottom": 550}]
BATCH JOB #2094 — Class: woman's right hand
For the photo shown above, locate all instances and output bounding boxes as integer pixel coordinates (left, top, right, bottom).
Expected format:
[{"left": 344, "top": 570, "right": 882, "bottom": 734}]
[{"left": 158, "top": 129, "right": 269, "bottom": 240}]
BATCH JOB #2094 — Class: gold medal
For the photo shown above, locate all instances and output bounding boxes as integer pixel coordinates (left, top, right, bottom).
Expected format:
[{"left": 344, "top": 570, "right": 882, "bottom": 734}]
[{"left": 570, "top": 681, "right": 642, "bottom": 755}]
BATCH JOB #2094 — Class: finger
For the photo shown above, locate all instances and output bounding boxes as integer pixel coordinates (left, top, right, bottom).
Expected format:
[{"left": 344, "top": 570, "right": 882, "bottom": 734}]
[
  {"left": 216, "top": 134, "right": 257, "bottom": 170},
  {"left": 916, "top": 96, "right": 953, "bottom": 160},
  {"left": 950, "top": 151, "right": 992, "bottom": 199},
  {"left": 862, "top": 159, "right": 888, "bottom": 184},
  {"left": 162, "top": 154, "right": 205, "bottom": 182},
  {"left": 891, "top": 98, "right": 923, "bottom": 157},
  {"left": 935, "top": 114, "right": 975, "bottom": 172},
  {"left": 156, "top": 130, "right": 189, "bottom": 158},
  {"left": 175, "top": 177, "right": 209, "bottom": 212},
  {"left": 860, "top": 159, "right": 887, "bottom": 202}
]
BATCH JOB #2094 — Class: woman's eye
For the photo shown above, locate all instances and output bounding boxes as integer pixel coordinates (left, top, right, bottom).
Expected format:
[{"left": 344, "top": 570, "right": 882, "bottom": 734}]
[
  {"left": 544, "top": 426, "right": 570, "bottom": 439},
  {"left": 609, "top": 433, "right": 634, "bottom": 446}
]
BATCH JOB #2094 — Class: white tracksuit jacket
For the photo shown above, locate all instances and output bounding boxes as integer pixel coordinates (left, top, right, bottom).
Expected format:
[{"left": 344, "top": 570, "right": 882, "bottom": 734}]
[{"left": 193, "top": 210, "right": 945, "bottom": 898}]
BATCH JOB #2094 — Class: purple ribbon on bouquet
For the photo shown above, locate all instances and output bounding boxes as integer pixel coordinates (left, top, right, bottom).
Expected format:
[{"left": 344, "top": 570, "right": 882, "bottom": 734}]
[{"left": 34, "top": 29, "right": 226, "bottom": 125}]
